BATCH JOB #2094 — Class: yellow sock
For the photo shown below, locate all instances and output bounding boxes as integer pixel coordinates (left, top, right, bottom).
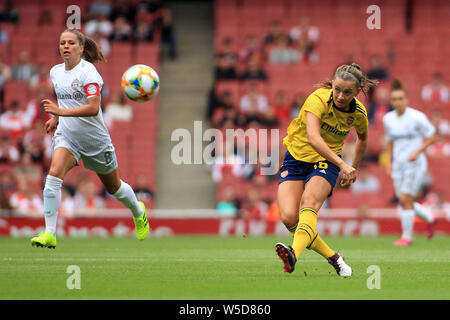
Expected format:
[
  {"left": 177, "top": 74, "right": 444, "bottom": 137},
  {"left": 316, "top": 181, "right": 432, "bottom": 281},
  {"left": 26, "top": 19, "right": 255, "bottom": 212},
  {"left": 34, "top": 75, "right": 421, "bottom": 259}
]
[
  {"left": 292, "top": 208, "right": 317, "bottom": 259},
  {"left": 287, "top": 222, "right": 298, "bottom": 237},
  {"left": 307, "top": 234, "right": 335, "bottom": 259}
]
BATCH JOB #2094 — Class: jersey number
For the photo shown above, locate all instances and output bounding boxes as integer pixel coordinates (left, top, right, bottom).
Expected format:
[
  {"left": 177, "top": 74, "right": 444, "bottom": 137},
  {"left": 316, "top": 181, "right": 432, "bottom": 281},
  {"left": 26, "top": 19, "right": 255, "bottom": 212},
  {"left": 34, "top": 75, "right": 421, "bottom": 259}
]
[{"left": 314, "top": 162, "right": 328, "bottom": 170}]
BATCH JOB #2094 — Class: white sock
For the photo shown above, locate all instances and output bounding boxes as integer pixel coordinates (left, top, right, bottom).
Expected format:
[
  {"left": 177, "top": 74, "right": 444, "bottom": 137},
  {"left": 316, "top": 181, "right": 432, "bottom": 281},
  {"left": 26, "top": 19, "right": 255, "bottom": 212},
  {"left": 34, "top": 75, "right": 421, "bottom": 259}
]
[
  {"left": 113, "top": 180, "right": 143, "bottom": 218},
  {"left": 400, "top": 209, "right": 414, "bottom": 240},
  {"left": 43, "top": 175, "right": 63, "bottom": 235},
  {"left": 413, "top": 202, "right": 433, "bottom": 223}
]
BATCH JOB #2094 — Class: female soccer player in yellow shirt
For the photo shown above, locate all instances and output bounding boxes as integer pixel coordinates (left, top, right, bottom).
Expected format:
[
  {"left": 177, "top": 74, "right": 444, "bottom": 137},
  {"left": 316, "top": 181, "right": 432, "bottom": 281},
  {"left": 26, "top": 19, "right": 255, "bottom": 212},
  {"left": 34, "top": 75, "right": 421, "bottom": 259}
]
[{"left": 275, "top": 63, "right": 378, "bottom": 275}]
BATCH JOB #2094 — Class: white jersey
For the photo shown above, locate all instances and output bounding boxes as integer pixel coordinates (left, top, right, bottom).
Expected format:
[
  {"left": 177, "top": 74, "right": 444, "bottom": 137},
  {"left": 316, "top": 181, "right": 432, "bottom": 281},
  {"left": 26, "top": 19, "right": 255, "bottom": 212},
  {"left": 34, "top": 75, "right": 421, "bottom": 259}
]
[
  {"left": 383, "top": 107, "right": 435, "bottom": 180},
  {"left": 50, "top": 59, "right": 111, "bottom": 156}
]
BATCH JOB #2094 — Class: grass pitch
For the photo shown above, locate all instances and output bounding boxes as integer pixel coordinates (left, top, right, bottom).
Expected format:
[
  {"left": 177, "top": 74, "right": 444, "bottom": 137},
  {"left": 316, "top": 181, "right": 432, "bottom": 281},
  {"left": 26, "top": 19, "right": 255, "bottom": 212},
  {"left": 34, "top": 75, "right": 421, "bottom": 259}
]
[{"left": 0, "top": 235, "right": 449, "bottom": 299}]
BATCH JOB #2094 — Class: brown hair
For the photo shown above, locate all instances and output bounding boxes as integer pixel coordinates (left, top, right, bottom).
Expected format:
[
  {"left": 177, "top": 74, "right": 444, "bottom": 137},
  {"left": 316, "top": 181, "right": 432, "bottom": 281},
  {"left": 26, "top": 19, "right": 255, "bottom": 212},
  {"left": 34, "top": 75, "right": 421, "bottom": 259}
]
[
  {"left": 391, "top": 78, "right": 407, "bottom": 95},
  {"left": 60, "top": 29, "right": 105, "bottom": 64},
  {"left": 317, "top": 63, "right": 379, "bottom": 95}
]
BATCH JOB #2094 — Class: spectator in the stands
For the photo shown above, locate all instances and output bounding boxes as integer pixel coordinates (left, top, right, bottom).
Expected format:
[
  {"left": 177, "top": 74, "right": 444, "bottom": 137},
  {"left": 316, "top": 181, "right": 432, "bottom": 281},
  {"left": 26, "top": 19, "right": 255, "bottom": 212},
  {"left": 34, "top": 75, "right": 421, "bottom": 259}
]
[
  {"left": 133, "top": 173, "right": 154, "bottom": 204},
  {"left": 350, "top": 165, "right": 380, "bottom": 194},
  {"left": 10, "top": 175, "right": 43, "bottom": 215},
  {"left": 0, "top": 26, "right": 9, "bottom": 44},
  {"left": 240, "top": 83, "right": 269, "bottom": 115},
  {"left": 85, "top": 13, "right": 114, "bottom": 38},
  {"left": 136, "top": 0, "right": 163, "bottom": 14},
  {"left": 263, "top": 20, "right": 288, "bottom": 45},
  {"left": 367, "top": 55, "right": 389, "bottom": 81},
  {"left": 289, "top": 92, "right": 306, "bottom": 119},
  {"left": 240, "top": 34, "right": 265, "bottom": 64},
  {"left": 240, "top": 57, "right": 267, "bottom": 81},
  {"left": 215, "top": 55, "right": 237, "bottom": 80},
  {"left": 0, "top": 100, "right": 37, "bottom": 138},
  {"left": 59, "top": 187, "right": 75, "bottom": 218},
  {"left": 21, "top": 120, "right": 52, "bottom": 165},
  {"left": 421, "top": 73, "right": 449, "bottom": 104},
  {"left": 73, "top": 178, "right": 105, "bottom": 211},
  {"left": 368, "top": 86, "right": 391, "bottom": 125},
  {"left": 209, "top": 142, "right": 245, "bottom": 183},
  {"left": 110, "top": 0, "right": 136, "bottom": 23},
  {"left": 430, "top": 109, "right": 450, "bottom": 137},
  {"left": 134, "top": 8, "right": 156, "bottom": 42},
  {"left": 11, "top": 51, "right": 38, "bottom": 84},
  {"left": 0, "top": 171, "right": 14, "bottom": 211},
  {"left": 0, "top": 56, "right": 11, "bottom": 112},
  {"left": 88, "top": 0, "right": 113, "bottom": 18},
  {"left": 30, "top": 64, "right": 53, "bottom": 96},
  {"left": 37, "top": 8, "right": 53, "bottom": 25},
  {"left": 13, "top": 152, "right": 42, "bottom": 185},
  {"left": 216, "top": 186, "right": 239, "bottom": 217},
  {"left": 268, "top": 35, "right": 299, "bottom": 64},
  {"left": 0, "top": 0, "right": 19, "bottom": 24},
  {"left": 215, "top": 38, "right": 238, "bottom": 80},
  {"left": 110, "top": 16, "right": 133, "bottom": 42},
  {"left": 241, "top": 188, "right": 269, "bottom": 220},
  {"left": 272, "top": 90, "right": 291, "bottom": 123},
  {"left": 289, "top": 16, "right": 320, "bottom": 64},
  {"left": 0, "top": 134, "right": 19, "bottom": 163},
  {"left": 161, "top": 7, "right": 177, "bottom": 60},
  {"left": 105, "top": 92, "right": 133, "bottom": 122}
]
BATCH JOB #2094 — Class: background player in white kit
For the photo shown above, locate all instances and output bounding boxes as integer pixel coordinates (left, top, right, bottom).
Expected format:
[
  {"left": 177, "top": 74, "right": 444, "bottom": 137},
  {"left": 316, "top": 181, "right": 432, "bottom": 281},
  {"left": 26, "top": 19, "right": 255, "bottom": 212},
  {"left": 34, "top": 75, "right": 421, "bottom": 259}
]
[
  {"left": 31, "top": 29, "right": 149, "bottom": 248},
  {"left": 383, "top": 80, "right": 438, "bottom": 246}
]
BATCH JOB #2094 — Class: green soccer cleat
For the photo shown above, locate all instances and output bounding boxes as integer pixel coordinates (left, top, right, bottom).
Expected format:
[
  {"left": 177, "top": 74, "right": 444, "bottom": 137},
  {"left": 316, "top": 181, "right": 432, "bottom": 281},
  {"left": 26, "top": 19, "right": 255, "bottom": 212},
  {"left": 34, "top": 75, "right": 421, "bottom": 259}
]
[
  {"left": 31, "top": 231, "right": 57, "bottom": 249},
  {"left": 133, "top": 201, "right": 149, "bottom": 240}
]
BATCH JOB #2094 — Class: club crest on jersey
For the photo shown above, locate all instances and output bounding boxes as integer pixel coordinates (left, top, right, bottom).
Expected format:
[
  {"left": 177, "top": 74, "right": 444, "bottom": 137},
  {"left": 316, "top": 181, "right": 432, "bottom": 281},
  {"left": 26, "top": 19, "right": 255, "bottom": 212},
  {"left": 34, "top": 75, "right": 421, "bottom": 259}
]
[
  {"left": 347, "top": 117, "right": 354, "bottom": 125},
  {"left": 71, "top": 79, "right": 81, "bottom": 90}
]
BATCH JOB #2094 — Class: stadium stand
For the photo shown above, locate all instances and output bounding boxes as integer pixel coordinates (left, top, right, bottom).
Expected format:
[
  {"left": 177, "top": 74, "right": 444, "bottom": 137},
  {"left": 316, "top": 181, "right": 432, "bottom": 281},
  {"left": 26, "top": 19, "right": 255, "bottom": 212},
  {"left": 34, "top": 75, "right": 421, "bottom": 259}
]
[
  {"left": 0, "top": 0, "right": 160, "bottom": 212},
  {"left": 212, "top": 0, "right": 450, "bottom": 210}
]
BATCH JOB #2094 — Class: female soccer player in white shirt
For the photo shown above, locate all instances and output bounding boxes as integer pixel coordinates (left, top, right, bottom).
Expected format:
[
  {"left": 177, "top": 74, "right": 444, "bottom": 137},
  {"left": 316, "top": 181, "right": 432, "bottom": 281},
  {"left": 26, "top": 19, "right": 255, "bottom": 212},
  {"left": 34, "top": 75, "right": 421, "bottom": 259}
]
[
  {"left": 31, "top": 29, "right": 149, "bottom": 248},
  {"left": 383, "top": 80, "right": 437, "bottom": 246}
]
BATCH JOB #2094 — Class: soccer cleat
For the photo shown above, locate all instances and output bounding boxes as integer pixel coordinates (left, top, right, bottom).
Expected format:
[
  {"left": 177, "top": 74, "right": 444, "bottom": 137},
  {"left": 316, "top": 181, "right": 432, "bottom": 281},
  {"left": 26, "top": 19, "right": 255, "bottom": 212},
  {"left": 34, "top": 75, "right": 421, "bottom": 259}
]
[
  {"left": 275, "top": 242, "right": 297, "bottom": 273},
  {"left": 31, "top": 231, "right": 57, "bottom": 249},
  {"left": 327, "top": 253, "right": 352, "bottom": 277},
  {"left": 393, "top": 238, "right": 413, "bottom": 246},
  {"left": 427, "top": 218, "right": 437, "bottom": 239},
  {"left": 133, "top": 201, "right": 149, "bottom": 240}
]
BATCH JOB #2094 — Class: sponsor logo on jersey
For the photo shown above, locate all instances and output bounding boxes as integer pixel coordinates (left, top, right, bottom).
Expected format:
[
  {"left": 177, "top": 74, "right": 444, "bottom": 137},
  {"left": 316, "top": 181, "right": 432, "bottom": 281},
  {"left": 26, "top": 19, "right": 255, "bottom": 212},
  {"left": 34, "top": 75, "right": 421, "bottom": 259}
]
[{"left": 56, "top": 91, "right": 84, "bottom": 101}]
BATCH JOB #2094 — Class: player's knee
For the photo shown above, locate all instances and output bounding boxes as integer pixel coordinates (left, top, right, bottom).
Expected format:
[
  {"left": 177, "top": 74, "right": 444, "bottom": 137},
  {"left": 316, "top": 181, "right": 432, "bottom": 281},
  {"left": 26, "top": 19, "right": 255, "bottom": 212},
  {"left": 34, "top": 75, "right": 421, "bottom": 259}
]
[
  {"left": 300, "top": 194, "right": 320, "bottom": 212},
  {"left": 279, "top": 207, "right": 298, "bottom": 227},
  {"left": 399, "top": 194, "right": 414, "bottom": 209}
]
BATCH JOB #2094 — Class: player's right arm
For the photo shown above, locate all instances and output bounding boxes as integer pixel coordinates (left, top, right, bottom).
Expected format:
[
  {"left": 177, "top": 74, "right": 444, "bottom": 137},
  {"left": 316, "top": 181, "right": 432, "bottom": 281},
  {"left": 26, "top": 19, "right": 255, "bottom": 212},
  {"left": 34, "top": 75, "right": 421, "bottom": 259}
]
[{"left": 305, "top": 111, "right": 357, "bottom": 183}]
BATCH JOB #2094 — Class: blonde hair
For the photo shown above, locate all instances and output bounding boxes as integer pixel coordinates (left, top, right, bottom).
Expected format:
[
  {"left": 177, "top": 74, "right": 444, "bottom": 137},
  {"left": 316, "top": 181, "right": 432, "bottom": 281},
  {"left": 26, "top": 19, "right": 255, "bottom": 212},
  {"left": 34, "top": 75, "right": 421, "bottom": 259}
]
[
  {"left": 60, "top": 29, "right": 105, "bottom": 64},
  {"left": 317, "top": 62, "right": 379, "bottom": 95}
]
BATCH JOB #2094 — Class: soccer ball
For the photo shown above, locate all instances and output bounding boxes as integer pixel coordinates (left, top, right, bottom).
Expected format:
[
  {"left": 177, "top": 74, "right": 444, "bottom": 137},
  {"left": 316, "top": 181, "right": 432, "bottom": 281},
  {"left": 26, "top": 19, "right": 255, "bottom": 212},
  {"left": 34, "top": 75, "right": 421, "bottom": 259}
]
[{"left": 121, "top": 64, "right": 160, "bottom": 102}]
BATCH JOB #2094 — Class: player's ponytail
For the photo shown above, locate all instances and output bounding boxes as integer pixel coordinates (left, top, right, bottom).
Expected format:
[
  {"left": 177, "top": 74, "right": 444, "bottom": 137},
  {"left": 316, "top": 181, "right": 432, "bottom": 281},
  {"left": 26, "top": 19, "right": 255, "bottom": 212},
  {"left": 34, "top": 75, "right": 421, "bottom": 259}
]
[
  {"left": 82, "top": 36, "right": 105, "bottom": 64},
  {"left": 61, "top": 29, "right": 105, "bottom": 64},
  {"left": 316, "top": 62, "right": 379, "bottom": 95}
]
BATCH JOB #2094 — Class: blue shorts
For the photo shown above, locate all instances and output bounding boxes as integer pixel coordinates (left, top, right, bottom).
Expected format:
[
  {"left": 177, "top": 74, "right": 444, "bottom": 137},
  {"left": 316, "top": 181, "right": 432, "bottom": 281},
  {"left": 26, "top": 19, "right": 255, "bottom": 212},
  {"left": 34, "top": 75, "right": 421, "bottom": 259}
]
[{"left": 278, "top": 151, "right": 341, "bottom": 197}]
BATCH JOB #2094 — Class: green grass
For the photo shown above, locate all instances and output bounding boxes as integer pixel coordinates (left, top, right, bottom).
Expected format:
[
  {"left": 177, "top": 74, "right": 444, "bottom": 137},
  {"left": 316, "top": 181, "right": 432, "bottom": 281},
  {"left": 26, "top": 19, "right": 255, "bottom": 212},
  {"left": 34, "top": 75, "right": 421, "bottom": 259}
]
[{"left": 0, "top": 235, "right": 449, "bottom": 299}]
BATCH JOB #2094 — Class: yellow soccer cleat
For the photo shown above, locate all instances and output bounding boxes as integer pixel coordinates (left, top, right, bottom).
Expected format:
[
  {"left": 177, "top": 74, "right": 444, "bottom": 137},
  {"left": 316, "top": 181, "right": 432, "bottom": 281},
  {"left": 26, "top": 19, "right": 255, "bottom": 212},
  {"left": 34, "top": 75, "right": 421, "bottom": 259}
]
[
  {"left": 31, "top": 231, "right": 57, "bottom": 249},
  {"left": 133, "top": 201, "right": 149, "bottom": 240}
]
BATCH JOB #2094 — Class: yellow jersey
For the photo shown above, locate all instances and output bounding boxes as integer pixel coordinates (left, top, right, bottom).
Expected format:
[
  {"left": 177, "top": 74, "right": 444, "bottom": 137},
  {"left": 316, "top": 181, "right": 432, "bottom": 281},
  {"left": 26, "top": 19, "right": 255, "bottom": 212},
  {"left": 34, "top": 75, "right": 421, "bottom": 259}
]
[{"left": 283, "top": 88, "right": 368, "bottom": 163}]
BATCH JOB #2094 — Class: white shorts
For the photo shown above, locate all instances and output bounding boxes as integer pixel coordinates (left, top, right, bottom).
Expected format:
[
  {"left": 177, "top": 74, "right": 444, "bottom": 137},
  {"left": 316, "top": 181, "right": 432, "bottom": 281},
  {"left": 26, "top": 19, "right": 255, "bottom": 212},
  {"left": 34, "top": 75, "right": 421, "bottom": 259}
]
[
  {"left": 52, "top": 134, "right": 118, "bottom": 175},
  {"left": 393, "top": 167, "right": 425, "bottom": 198}
]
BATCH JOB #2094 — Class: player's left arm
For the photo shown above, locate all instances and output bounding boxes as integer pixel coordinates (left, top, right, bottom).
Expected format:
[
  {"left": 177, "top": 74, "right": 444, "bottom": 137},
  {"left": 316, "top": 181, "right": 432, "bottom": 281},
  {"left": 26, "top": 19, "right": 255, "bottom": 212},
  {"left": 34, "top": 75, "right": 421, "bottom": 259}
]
[
  {"left": 351, "top": 130, "right": 368, "bottom": 169},
  {"left": 408, "top": 133, "right": 438, "bottom": 161},
  {"left": 408, "top": 113, "right": 438, "bottom": 161},
  {"left": 42, "top": 83, "right": 101, "bottom": 117}
]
